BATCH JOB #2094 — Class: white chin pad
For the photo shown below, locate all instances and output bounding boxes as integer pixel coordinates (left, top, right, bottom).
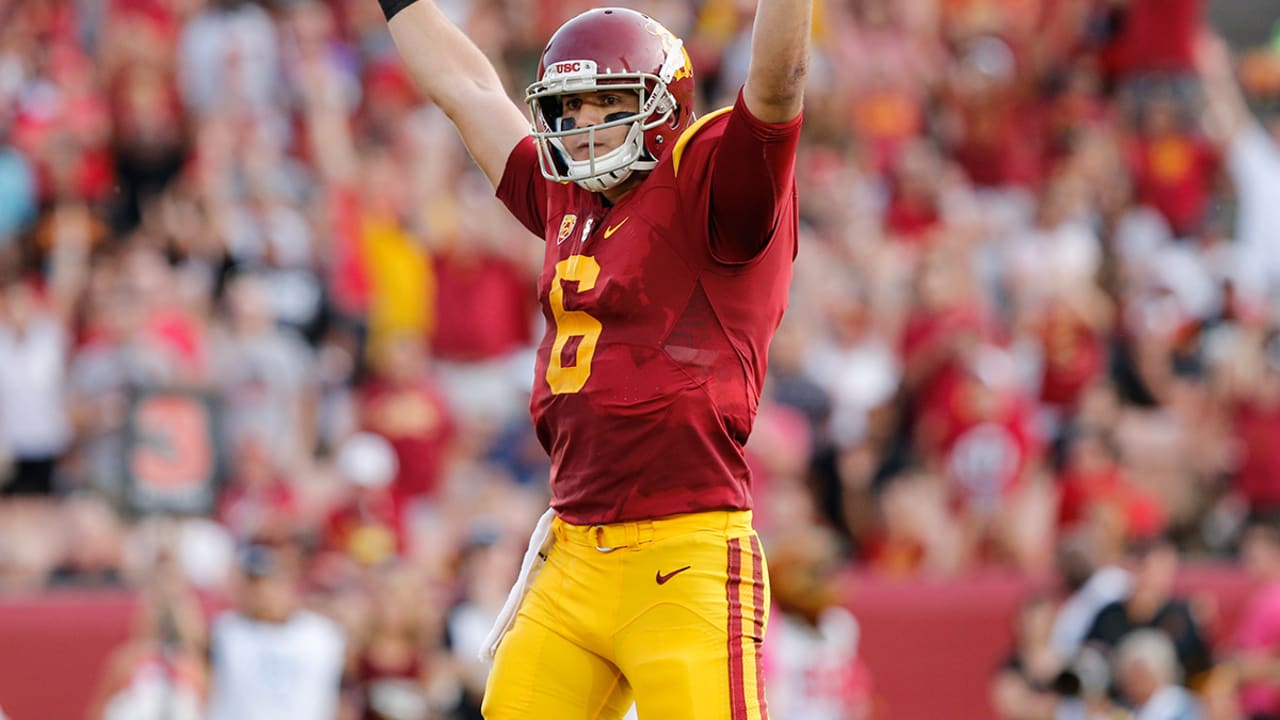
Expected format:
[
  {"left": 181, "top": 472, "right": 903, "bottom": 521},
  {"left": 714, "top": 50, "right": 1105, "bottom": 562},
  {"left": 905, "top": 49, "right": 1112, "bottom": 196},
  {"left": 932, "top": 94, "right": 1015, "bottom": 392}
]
[
  {"left": 550, "top": 121, "right": 647, "bottom": 191},
  {"left": 555, "top": 139, "right": 636, "bottom": 191}
]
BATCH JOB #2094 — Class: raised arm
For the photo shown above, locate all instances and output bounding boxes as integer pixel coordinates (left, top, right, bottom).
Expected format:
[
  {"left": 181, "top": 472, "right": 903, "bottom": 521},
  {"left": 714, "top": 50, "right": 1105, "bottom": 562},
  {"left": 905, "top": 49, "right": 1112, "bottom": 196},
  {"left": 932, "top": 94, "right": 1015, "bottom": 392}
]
[
  {"left": 1196, "top": 31, "right": 1250, "bottom": 144},
  {"left": 741, "top": 0, "right": 813, "bottom": 122},
  {"left": 381, "top": 0, "right": 531, "bottom": 188}
]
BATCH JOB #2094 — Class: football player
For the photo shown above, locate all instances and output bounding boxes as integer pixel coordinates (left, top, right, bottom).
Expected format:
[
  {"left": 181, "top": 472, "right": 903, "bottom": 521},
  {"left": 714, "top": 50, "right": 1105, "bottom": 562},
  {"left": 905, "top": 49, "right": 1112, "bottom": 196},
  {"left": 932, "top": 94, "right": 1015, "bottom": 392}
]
[{"left": 376, "top": 0, "right": 810, "bottom": 716}]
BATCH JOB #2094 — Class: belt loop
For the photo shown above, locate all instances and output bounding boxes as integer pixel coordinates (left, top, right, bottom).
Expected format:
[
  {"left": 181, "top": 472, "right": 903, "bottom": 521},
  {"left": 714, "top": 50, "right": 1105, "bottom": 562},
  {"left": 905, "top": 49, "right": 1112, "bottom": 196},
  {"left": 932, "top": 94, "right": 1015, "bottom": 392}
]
[{"left": 637, "top": 520, "right": 654, "bottom": 545}]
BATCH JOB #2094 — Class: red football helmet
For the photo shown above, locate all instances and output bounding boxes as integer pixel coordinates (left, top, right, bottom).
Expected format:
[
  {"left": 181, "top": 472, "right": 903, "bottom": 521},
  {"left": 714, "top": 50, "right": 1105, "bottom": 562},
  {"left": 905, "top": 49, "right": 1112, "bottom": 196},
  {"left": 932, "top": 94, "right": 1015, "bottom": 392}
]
[{"left": 525, "top": 7, "right": 696, "bottom": 192}]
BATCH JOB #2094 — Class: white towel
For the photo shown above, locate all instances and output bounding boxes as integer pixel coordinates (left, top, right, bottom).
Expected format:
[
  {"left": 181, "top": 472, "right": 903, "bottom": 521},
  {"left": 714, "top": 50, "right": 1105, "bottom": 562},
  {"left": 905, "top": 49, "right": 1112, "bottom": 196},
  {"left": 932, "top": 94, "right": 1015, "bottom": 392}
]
[{"left": 480, "top": 507, "right": 557, "bottom": 663}]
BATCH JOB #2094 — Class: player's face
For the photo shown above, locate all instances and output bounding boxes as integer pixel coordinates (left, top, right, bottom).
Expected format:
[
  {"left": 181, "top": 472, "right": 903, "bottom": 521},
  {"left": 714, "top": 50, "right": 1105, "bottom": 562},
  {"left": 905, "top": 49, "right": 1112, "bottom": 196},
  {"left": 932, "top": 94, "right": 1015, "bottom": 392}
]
[{"left": 558, "top": 90, "right": 640, "bottom": 161}]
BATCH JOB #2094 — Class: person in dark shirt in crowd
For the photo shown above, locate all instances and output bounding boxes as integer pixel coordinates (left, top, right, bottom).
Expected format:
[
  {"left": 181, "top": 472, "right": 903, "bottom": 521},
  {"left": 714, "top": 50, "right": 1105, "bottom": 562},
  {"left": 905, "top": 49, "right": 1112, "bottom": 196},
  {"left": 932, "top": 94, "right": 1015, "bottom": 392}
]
[{"left": 1084, "top": 533, "right": 1212, "bottom": 691}]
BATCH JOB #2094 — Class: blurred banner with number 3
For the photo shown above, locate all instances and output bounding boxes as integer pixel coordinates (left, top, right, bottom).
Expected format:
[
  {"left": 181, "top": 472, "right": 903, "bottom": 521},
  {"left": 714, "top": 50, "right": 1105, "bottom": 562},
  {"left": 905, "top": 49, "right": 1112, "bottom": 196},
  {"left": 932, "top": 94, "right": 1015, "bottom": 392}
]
[{"left": 123, "top": 389, "right": 222, "bottom": 516}]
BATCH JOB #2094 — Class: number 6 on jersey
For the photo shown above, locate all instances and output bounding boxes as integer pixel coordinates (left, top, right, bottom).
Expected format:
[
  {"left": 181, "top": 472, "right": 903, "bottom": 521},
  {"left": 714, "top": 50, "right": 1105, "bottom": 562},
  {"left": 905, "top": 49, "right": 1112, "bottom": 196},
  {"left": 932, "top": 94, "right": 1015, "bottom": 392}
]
[{"left": 546, "top": 255, "right": 602, "bottom": 394}]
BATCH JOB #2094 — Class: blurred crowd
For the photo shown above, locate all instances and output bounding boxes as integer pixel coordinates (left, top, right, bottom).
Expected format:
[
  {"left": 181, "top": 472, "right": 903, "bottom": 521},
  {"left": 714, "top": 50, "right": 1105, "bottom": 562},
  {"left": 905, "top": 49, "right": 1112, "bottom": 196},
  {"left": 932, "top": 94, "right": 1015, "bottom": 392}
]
[{"left": 4, "top": 0, "right": 1280, "bottom": 716}]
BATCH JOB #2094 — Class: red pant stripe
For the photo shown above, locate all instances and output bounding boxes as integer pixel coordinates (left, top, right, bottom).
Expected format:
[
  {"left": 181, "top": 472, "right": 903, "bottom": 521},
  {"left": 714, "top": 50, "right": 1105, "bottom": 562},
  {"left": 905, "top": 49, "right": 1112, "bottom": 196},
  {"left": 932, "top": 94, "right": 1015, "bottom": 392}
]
[
  {"left": 750, "top": 535, "right": 768, "bottom": 719},
  {"left": 727, "top": 537, "right": 747, "bottom": 720}
]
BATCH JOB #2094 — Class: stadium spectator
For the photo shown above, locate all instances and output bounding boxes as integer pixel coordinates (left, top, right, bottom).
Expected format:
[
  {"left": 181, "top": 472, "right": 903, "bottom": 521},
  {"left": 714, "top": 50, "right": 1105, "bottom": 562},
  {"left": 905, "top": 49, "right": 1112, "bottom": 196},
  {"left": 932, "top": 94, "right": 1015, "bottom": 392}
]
[
  {"left": 444, "top": 524, "right": 524, "bottom": 720},
  {"left": 211, "top": 271, "right": 317, "bottom": 469},
  {"left": 353, "top": 563, "right": 442, "bottom": 720},
  {"left": 322, "top": 431, "right": 403, "bottom": 566},
  {"left": 87, "top": 549, "right": 208, "bottom": 720},
  {"left": 356, "top": 330, "right": 456, "bottom": 522},
  {"left": 1228, "top": 517, "right": 1280, "bottom": 719},
  {"left": 216, "top": 435, "right": 301, "bottom": 544},
  {"left": 177, "top": 0, "right": 281, "bottom": 118},
  {"left": 1084, "top": 535, "right": 1214, "bottom": 692},
  {"left": 206, "top": 542, "right": 346, "bottom": 720},
  {"left": 1051, "top": 527, "right": 1132, "bottom": 663},
  {"left": 1113, "top": 629, "right": 1204, "bottom": 719},
  {"left": 766, "top": 524, "right": 874, "bottom": 720},
  {"left": 0, "top": 278, "right": 72, "bottom": 496},
  {"left": 0, "top": 125, "right": 36, "bottom": 250},
  {"left": 1124, "top": 86, "right": 1219, "bottom": 240},
  {"left": 992, "top": 595, "right": 1065, "bottom": 720}
]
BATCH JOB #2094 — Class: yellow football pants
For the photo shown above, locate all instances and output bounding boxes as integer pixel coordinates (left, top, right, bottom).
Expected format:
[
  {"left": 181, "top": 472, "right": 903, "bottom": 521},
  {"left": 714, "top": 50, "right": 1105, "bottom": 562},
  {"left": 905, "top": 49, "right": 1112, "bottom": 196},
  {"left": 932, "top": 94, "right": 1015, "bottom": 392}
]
[{"left": 482, "top": 510, "right": 770, "bottom": 720}]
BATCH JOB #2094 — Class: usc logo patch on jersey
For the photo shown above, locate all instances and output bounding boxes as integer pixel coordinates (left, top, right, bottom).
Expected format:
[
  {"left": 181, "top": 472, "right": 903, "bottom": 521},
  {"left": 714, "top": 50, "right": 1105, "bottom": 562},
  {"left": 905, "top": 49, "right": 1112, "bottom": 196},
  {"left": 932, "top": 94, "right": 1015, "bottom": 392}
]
[{"left": 557, "top": 214, "right": 578, "bottom": 244}]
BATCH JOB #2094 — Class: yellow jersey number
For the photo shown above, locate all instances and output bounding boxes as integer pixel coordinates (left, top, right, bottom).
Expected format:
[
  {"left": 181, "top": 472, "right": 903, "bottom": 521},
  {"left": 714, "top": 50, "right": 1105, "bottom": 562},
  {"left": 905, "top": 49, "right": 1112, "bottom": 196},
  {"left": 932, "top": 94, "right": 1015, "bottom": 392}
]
[{"left": 546, "top": 255, "right": 603, "bottom": 394}]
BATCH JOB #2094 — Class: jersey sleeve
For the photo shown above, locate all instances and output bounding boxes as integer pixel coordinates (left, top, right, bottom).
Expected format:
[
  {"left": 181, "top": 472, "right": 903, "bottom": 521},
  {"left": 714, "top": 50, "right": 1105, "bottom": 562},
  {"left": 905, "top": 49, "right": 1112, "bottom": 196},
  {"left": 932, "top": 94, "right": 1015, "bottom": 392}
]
[
  {"left": 707, "top": 89, "right": 803, "bottom": 264},
  {"left": 495, "top": 136, "right": 548, "bottom": 238}
]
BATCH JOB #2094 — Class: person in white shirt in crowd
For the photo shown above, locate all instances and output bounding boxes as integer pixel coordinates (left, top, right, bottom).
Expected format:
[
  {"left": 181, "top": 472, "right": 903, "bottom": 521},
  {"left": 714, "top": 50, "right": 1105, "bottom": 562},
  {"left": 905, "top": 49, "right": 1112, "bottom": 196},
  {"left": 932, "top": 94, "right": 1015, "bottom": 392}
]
[
  {"left": 211, "top": 272, "right": 317, "bottom": 469},
  {"left": 0, "top": 280, "right": 72, "bottom": 495},
  {"left": 1113, "top": 629, "right": 1203, "bottom": 720},
  {"left": 206, "top": 542, "right": 345, "bottom": 720},
  {"left": 177, "top": 0, "right": 281, "bottom": 117}
]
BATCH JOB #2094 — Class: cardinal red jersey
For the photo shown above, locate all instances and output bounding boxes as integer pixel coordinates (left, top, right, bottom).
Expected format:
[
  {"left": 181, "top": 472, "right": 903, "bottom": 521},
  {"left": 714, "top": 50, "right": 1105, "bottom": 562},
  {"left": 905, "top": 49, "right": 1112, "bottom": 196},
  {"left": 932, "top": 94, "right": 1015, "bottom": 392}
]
[{"left": 497, "top": 97, "right": 801, "bottom": 525}]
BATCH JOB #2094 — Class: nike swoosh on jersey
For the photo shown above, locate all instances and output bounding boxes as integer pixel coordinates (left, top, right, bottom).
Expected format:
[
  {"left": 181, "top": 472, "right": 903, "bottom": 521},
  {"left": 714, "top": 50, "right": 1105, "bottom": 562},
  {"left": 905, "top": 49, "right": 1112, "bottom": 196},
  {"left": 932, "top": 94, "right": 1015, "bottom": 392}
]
[
  {"left": 655, "top": 565, "right": 692, "bottom": 585},
  {"left": 603, "top": 218, "right": 629, "bottom": 238}
]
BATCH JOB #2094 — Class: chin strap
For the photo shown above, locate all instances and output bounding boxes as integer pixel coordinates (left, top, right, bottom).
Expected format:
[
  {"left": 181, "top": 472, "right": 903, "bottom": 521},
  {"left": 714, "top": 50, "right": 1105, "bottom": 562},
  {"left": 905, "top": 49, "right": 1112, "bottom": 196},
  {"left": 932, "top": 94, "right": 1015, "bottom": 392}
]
[{"left": 574, "top": 170, "right": 630, "bottom": 193}]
